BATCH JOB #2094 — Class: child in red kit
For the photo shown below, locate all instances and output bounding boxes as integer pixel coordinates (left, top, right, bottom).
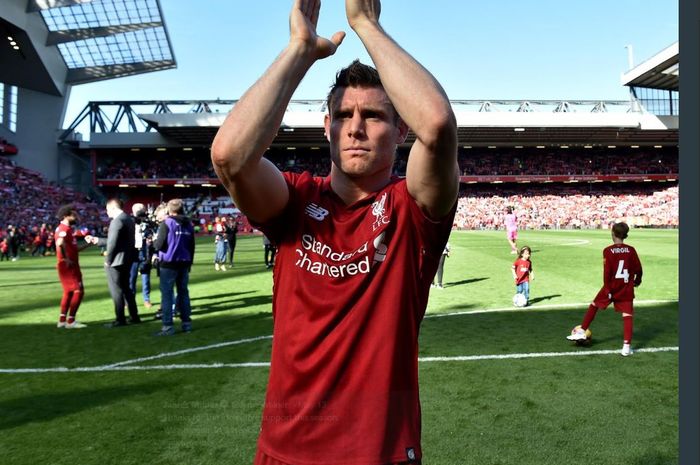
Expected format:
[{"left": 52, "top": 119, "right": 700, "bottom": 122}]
[
  {"left": 567, "top": 222, "right": 643, "bottom": 356},
  {"left": 512, "top": 246, "right": 534, "bottom": 305}
]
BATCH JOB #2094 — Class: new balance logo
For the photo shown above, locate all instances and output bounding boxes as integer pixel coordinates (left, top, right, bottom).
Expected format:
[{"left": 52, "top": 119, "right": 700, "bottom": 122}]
[{"left": 305, "top": 203, "right": 329, "bottom": 221}]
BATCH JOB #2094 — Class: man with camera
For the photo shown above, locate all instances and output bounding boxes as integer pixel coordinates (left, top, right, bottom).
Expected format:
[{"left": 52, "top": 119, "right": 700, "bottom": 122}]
[{"left": 130, "top": 203, "right": 157, "bottom": 310}]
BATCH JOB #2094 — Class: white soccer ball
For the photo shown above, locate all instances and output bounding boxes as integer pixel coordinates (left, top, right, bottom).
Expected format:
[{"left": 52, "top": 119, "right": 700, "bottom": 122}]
[{"left": 513, "top": 293, "right": 528, "bottom": 307}]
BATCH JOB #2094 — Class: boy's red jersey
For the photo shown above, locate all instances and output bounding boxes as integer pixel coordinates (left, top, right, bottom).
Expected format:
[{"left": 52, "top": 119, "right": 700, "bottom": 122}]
[
  {"left": 601, "top": 243, "right": 643, "bottom": 301},
  {"left": 512, "top": 258, "right": 532, "bottom": 284}
]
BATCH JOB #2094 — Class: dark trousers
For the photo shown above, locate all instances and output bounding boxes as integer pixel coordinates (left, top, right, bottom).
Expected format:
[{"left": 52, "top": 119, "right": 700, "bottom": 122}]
[
  {"left": 159, "top": 267, "right": 192, "bottom": 329},
  {"left": 434, "top": 254, "right": 446, "bottom": 286},
  {"left": 264, "top": 245, "right": 276, "bottom": 266},
  {"left": 228, "top": 238, "right": 236, "bottom": 264},
  {"left": 106, "top": 264, "right": 139, "bottom": 323}
]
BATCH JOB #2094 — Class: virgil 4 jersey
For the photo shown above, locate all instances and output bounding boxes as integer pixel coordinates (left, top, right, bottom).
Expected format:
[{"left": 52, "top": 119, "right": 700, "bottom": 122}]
[
  {"left": 602, "top": 243, "right": 642, "bottom": 301},
  {"left": 256, "top": 172, "right": 454, "bottom": 465}
]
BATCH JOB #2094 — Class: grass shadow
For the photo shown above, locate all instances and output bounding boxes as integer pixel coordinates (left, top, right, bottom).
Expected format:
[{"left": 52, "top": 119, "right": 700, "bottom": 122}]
[
  {"left": 189, "top": 290, "right": 255, "bottom": 302},
  {"left": 0, "top": 280, "right": 58, "bottom": 288},
  {"left": 444, "top": 277, "right": 490, "bottom": 288},
  {"left": 0, "top": 382, "right": 165, "bottom": 431},
  {"left": 528, "top": 294, "right": 562, "bottom": 304},
  {"left": 192, "top": 294, "right": 273, "bottom": 317}
]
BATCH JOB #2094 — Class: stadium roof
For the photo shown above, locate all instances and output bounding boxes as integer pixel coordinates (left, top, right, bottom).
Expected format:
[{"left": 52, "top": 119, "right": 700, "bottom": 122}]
[
  {"left": 621, "top": 42, "right": 678, "bottom": 91},
  {"left": 35, "top": 0, "right": 176, "bottom": 84},
  {"left": 0, "top": 0, "right": 176, "bottom": 94},
  {"left": 61, "top": 99, "right": 678, "bottom": 149}
]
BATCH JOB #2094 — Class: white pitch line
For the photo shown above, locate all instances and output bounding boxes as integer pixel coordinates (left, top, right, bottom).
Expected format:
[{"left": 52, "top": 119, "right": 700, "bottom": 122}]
[
  {"left": 0, "top": 362, "right": 271, "bottom": 374},
  {"left": 419, "top": 346, "right": 678, "bottom": 362},
  {"left": 425, "top": 299, "right": 678, "bottom": 318},
  {"left": 0, "top": 301, "right": 678, "bottom": 375},
  {"left": 559, "top": 239, "right": 591, "bottom": 246},
  {"left": 104, "top": 334, "right": 273, "bottom": 368},
  {"left": 0, "top": 347, "right": 678, "bottom": 374}
]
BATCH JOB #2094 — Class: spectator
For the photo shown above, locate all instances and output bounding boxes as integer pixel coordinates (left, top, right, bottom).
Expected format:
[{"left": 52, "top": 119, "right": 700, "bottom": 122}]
[
  {"left": 432, "top": 242, "right": 451, "bottom": 289},
  {"left": 153, "top": 198, "right": 195, "bottom": 336},
  {"left": 262, "top": 234, "right": 275, "bottom": 269},
  {"left": 87, "top": 199, "right": 141, "bottom": 328}
]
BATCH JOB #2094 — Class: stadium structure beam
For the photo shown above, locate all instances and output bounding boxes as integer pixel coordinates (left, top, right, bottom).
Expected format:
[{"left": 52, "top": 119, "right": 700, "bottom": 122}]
[
  {"left": 517, "top": 102, "right": 533, "bottom": 112},
  {"left": 591, "top": 102, "right": 607, "bottom": 113},
  {"left": 66, "top": 60, "right": 176, "bottom": 84},
  {"left": 26, "top": 0, "right": 92, "bottom": 12},
  {"left": 46, "top": 22, "right": 162, "bottom": 45},
  {"left": 621, "top": 42, "right": 678, "bottom": 91},
  {"left": 61, "top": 99, "right": 676, "bottom": 148}
]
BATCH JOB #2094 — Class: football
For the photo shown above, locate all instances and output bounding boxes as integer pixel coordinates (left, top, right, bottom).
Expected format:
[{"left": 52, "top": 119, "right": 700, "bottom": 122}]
[
  {"left": 572, "top": 325, "right": 593, "bottom": 345},
  {"left": 512, "top": 293, "right": 528, "bottom": 307}
]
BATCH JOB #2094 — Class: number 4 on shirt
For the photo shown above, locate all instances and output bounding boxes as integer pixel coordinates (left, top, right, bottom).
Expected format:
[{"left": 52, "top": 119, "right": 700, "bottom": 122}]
[{"left": 615, "top": 260, "right": 629, "bottom": 283}]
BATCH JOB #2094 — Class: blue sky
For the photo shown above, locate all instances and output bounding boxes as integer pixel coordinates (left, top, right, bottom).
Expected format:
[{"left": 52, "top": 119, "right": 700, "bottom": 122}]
[{"left": 63, "top": 0, "right": 678, "bottom": 126}]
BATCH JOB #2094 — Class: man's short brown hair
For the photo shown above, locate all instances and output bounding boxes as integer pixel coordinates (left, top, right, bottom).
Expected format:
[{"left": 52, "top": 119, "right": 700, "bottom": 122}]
[
  {"left": 326, "top": 60, "right": 398, "bottom": 122},
  {"left": 167, "top": 198, "right": 184, "bottom": 215}
]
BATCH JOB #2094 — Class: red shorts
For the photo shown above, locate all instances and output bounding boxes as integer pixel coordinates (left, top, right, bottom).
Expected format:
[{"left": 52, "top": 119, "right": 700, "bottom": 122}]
[
  {"left": 57, "top": 262, "right": 83, "bottom": 292},
  {"left": 254, "top": 449, "right": 420, "bottom": 465},
  {"left": 592, "top": 288, "right": 633, "bottom": 314},
  {"left": 507, "top": 229, "right": 517, "bottom": 241}
]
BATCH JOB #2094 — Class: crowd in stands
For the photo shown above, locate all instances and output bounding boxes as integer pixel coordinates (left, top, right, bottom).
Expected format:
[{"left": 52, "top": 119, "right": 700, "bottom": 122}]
[
  {"left": 181, "top": 196, "right": 254, "bottom": 234},
  {"left": 454, "top": 183, "right": 678, "bottom": 230},
  {"left": 96, "top": 156, "right": 217, "bottom": 180},
  {"left": 96, "top": 148, "right": 677, "bottom": 181},
  {"left": 1, "top": 157, "right": 106, "bottom": 258},
  {"left": 457, "top": 148, "right": 677, "bottom": 176},
  {"left": 265, "top": 152, "right": 332, "bottom": 177},
  {"left": 0, "top": 138, "right": 18, "bottom": 155},
  {"left": 1, "top": 146, "right": 679, "bottom": 261}
]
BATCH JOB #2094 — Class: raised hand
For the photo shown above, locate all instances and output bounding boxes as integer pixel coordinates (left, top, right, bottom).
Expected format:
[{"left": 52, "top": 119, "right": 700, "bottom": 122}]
[
  {"left": 345, "top": 0, "right": 381, "bottom": 31},
  {"left": 290, "top": 0, "right": 345, "bottom": 60}
]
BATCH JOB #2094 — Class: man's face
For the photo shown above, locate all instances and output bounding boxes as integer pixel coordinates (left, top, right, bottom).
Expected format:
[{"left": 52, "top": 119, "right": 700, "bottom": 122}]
[
  {"left": 67, "top": 212, "right": 79, "bottom": 226},
  {"left": 324, "top": 86, "right": 407, "bottom": 179},
  {"left": 105, "top": 203, "right": 118, "bottom": 219}
]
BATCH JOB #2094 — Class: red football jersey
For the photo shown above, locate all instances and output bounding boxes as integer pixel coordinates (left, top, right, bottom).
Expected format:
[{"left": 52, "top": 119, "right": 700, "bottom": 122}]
[
  {"left": 513, "top": 258, "right": 532, "bottom": 284},
  {"left": 602, "top": 243, "right": 643, "bottom": 301},
  {"left": 55, "top": 223, "right": 79, "bottom": 263},
  {"left": 255, "top": 172, "right": 454, "bottom": 465}
]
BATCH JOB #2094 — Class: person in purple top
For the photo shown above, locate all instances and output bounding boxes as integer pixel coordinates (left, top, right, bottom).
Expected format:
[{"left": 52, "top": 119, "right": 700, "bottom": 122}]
[
  {"left": 153, "top": 198, "right": 195, "bottom": 336},
  {"left": 504, "top": 206, "right": 518, "bottom": 254}
]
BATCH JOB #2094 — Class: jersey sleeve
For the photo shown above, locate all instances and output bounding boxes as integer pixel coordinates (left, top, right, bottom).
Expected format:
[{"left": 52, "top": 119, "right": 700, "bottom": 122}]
[
  {"left": 250, "top": 171, "right": 307, "bottom": 246},
  {"left": 400, "top": 181, "right": 456, "bottom": 259},
  {"left": 602, "top": 248, "right": 613, "bottom": 289},
  {"left": 632, "top": 248, "right": 643, "bottom": 285}
]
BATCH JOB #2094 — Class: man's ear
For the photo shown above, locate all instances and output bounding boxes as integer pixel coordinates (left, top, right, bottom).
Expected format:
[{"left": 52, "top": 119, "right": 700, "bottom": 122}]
[
  {"left": 323, "top": 114, "right": 331, "bottom": 142},
  {"left": 396, "top": 118, "right": 409, "bottom": 144}
]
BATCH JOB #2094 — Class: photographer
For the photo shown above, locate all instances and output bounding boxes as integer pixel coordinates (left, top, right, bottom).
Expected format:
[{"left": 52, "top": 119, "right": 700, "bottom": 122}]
[{"left": 129, "top": 203, "right": 157, "bottom": 310}]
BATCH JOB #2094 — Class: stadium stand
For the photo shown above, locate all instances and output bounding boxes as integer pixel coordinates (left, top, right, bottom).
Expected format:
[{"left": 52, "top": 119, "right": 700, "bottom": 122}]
[
  {"left": 455, "top": 183, "right": 678, "bottom": 230},
  {"left": 0, "top": 138, "right": 18, "bottom": 155},
  {"left": 93, "top": 147, "right": 677, "bottom": 181},
  {"left": 456, "top": 147, "right": 677, "bottom": 177},
  {"left": 0, "top": 156, "right": 106, "bottom": 251}
]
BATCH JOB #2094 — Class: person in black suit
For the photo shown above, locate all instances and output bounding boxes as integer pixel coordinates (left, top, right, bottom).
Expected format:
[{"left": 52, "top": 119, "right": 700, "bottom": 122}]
[{"left": 86, "top": 199, "right": 141, "bottom": 327}]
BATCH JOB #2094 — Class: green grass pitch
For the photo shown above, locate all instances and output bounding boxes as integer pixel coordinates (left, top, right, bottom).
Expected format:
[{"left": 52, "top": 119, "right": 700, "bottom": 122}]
[{"left": 0, "top": 229, "right": 678, "bottom": 465}]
